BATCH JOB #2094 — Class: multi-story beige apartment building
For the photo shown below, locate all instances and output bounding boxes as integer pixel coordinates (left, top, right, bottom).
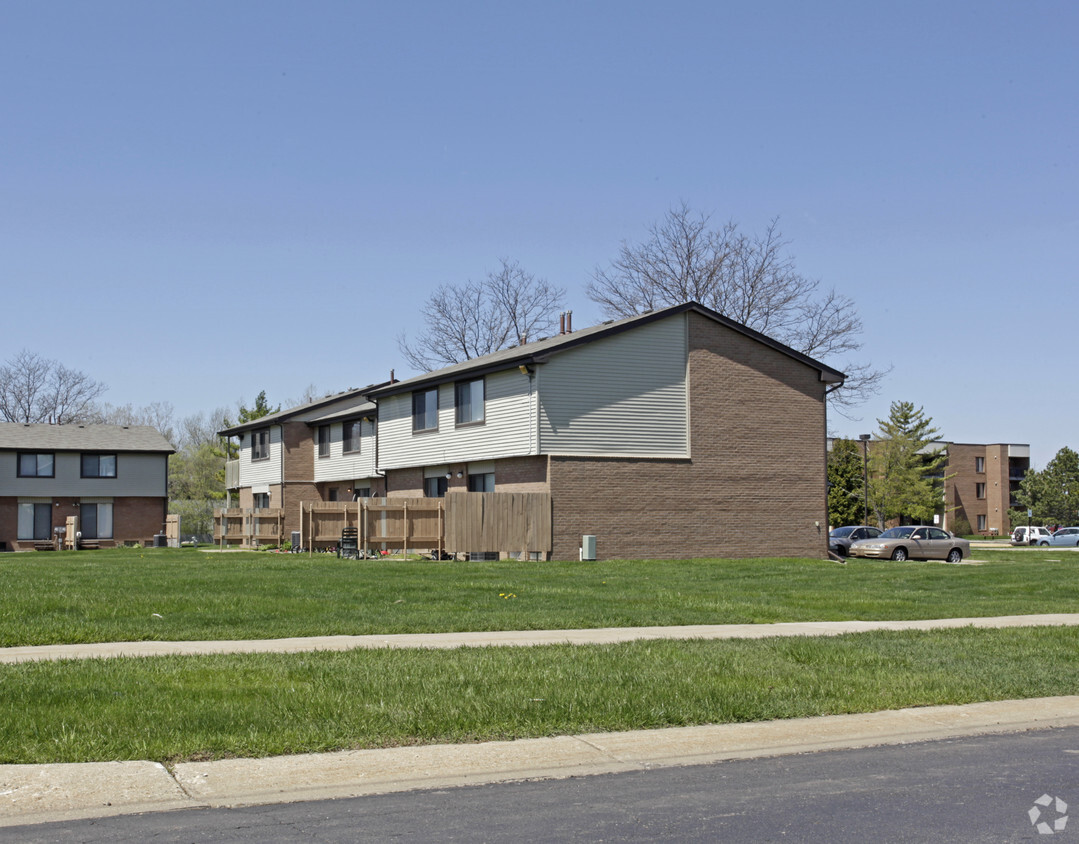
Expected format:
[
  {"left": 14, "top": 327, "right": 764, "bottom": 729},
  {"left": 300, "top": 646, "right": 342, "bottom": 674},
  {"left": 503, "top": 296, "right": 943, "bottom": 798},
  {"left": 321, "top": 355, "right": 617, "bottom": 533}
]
[{"left": 221, "top": 302, "right": 845, "bottom": 560}]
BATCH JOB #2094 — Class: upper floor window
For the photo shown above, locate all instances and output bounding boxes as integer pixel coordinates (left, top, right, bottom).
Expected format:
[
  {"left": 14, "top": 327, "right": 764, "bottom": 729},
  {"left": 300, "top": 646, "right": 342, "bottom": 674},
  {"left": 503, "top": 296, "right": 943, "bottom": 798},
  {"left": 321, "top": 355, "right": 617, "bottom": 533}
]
[
  {"left": 317, "top": 425, "right": 331, "bottom": 459},
  {"left": 81, "top": 453, "right": 117, "bottom": 478},
  {"left": 343, "top": 420, "right": 362, "bottom": 453},
  {"left": 17, "top": 453, "right": 54, "bottom": 478},
  {"left": 251, "top": 429, "right": 270, "bottom": 461},
  {"left": 413, "top": 388, "right": 438, "bottom": 432},
  {"left": 975, "top": 456, "right": 985, "bottom": 473},
  {"left": 975, "top": 482, "right": 986, "bottom": 499},
  {"left": 455, "top": 378, "right": 485, "bottom": 426}
]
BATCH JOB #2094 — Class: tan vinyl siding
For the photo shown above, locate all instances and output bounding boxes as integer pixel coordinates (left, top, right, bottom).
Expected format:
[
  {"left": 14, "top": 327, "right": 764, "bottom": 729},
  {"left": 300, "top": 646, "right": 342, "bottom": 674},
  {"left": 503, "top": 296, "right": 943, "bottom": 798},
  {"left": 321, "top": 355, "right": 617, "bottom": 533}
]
[
  {"left": 377, "top": 369, "right": 535, "bottom": 470},
  {"left": 538, "top": 313, "right": 688, "bottom": 457}
]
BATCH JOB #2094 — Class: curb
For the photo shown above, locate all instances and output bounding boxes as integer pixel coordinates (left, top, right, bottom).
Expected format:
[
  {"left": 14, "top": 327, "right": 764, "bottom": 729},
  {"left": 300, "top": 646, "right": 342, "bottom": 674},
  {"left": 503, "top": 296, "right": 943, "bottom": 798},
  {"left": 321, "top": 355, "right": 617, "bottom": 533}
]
[{"left": 3, "top": 696, "right": 1079, "bottom": 827}]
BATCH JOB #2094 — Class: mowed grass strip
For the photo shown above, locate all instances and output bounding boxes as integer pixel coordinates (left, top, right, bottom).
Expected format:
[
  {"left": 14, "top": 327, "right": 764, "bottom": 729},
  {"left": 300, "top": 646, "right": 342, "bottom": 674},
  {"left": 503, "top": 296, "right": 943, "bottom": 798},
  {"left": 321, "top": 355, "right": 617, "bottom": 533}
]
[
  {"left": 0, "top": 547, "right": 1075, "bottom": 646},
  {"left": 1, "top": 626, "right": 1078, "bottom": 765}
]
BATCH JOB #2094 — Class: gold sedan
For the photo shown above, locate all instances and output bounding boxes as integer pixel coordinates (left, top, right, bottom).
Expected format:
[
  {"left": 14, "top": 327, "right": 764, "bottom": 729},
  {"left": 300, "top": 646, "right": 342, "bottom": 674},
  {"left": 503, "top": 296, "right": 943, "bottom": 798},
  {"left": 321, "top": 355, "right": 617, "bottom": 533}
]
[{"left": 849, "top": 525, "right": 970, "bottom": 562}]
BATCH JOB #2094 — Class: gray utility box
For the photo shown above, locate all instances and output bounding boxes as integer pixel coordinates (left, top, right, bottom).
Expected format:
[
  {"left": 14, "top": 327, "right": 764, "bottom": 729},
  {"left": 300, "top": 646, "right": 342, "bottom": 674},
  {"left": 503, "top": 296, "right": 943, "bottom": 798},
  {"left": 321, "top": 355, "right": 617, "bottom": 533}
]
[{"left": 581, "top": 535, "right": 597, "bottom": 561}]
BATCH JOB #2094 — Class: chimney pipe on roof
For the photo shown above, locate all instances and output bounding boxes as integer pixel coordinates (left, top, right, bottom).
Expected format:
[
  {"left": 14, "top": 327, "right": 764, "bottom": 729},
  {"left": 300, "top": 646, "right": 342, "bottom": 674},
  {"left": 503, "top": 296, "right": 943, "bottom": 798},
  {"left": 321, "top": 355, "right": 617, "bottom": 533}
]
[
  {"left": 566, "top": 311, "right": 572, "bottom": 333},
  {"left": 559, "top": 312, "right": 565, "bottom": 335}
]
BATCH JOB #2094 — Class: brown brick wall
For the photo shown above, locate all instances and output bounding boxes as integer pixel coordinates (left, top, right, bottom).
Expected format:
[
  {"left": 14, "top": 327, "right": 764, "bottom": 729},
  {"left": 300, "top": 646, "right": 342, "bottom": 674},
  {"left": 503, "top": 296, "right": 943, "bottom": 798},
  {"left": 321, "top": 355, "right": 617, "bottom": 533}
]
[
  {"left": 386, "top": 466, "right": 424, "bottom": 497},
  {"left": 113, "top": 497, "right": 170, "bottom": 544},
  {"left": 946, "top": 444, "right": 985, "bottom": 535},
  {"left": 548, "top": 312, "right": 830, "bottom": 560},
  {"left": 0, "top": 496, "right": 168, "bottom": 550},
  {"left": 282, "top": 421, "right": 314, "bottom": 483},
  {"left": 0, "top": 497, "right": 15, "bottom": 551}
]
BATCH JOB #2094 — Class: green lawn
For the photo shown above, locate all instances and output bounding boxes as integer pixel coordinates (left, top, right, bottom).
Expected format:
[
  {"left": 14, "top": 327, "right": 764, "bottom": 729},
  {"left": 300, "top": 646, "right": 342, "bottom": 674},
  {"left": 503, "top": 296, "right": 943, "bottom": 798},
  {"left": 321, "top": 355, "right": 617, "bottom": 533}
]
[
  {"left": 1, "top": 626, "right": 1077, "bottom": 764},
  {"left": 0, "top": 546, "right": 1075, "bottom": 646}
]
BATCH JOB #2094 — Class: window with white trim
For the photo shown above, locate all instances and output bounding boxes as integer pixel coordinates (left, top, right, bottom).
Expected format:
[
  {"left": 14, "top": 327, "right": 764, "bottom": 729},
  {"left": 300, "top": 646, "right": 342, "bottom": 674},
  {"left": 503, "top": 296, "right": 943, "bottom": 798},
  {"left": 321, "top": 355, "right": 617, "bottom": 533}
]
[
  {"left": 343, "top": 420, "right": 362, "bottom": 453},
  {"left": 413, "top": 388, "right": 438, "bottom": 432},
  {"left": 455, "top": 378, "right": 485, "bottom": 426},
  {"left": 318, "top": 425, "right": 331, "bottom": 458},
  {"left": 251, "top": 429, "right": 270, "bottom": 461}
]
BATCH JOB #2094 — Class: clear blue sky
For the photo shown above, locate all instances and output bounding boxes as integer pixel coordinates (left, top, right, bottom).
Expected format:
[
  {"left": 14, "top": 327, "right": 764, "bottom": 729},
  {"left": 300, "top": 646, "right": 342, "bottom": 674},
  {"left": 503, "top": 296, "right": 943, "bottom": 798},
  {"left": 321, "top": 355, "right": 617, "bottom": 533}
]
[{"left": 2, "top": 1, "right": 1075, "bottom": 466}]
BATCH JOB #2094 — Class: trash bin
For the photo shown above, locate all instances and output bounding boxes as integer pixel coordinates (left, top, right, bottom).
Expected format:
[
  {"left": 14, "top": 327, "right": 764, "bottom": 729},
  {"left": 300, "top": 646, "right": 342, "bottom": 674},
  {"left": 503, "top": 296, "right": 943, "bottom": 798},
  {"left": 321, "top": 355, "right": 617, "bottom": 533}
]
[{"left": 153, "top": 534, "right": 167, "bottom": 548}]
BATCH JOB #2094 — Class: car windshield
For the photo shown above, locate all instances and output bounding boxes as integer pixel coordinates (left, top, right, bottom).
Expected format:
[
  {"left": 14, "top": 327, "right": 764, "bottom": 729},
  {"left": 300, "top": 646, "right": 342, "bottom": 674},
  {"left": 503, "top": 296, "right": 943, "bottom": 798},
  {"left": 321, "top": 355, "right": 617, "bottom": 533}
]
[
  {"left": 879, "top": 527, "right": 916, "bottom": 539},
  {"left": 830, "top": 527, "right": 856, "bottom": 538}
]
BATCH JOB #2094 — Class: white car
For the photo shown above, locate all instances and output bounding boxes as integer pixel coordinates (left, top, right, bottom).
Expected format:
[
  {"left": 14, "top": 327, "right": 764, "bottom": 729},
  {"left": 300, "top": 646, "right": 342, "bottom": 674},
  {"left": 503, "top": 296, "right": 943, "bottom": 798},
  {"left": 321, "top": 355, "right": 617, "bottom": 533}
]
[{"left": 1011, "top": 526, "right": 1052, "bottom": 546}]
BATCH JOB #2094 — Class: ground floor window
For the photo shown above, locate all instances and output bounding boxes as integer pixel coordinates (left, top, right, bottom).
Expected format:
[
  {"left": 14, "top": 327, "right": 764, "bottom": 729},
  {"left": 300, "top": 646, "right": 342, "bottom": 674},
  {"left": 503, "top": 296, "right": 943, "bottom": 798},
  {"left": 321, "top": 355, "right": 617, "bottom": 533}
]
[
  {"left": 17, "top": 501, "right": 52, "bottom": 540},
  {"left": 80, "top": 502, "right": 114, "bottom": 539},
  {"left": 424, "top": 477, "right": 448, "bottom": 497},
  {"left": 468, "top": 472, "right": 495, "bottom": 492},
  {"left": 977, "top": 515, "right": 987, "bottom": 531},
  {"left": 253, "top": 492, "right": 270, "bottom": 509},
  {"left": 352, "top": 487, "right": 372, "bottom": 500}
]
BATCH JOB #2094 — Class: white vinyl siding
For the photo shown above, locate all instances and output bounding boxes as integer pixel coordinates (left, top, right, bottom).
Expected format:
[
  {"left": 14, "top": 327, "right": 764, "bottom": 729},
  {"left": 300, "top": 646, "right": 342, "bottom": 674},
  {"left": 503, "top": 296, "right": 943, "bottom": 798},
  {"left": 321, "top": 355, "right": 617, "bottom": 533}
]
[
  {"left": 378, "top": 369, "right": 535, "bottom": 469},
  {"left": 237, "top": 427, "right": 282, "bottom": 488},
  {"left": 314, "top": 419, "right": 378, "bottom": 483},
  {"left": 537, "top": 313, "right": 689, "bottom": 457},
  {"left": 2, "top": 451, "right": 168, "bottom": 497}
]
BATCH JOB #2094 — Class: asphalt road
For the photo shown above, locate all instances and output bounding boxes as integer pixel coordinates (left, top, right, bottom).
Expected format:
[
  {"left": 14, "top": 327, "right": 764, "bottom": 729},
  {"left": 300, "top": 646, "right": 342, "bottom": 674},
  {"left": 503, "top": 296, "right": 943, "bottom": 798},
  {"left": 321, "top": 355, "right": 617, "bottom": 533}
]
[{"left": 9, "top": 726, "right": 1079, "bottom": 843}]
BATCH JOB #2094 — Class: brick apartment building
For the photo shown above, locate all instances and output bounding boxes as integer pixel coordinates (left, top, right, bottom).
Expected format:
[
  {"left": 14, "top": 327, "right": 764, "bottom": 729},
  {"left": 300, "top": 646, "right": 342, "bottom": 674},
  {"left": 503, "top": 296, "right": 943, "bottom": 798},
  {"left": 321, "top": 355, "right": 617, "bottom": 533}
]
[
  {"left": 0, "top": 423, "right": 174, "bottom": 551},
  {"left": 945, "top": 442, "right": 1029, "bottom": 536},
  {"left": 222, "top": 302, "right": 845, "bottom": 559},
  {"left": 830, "top": 438, "right": 1030, "bottom": 536}
]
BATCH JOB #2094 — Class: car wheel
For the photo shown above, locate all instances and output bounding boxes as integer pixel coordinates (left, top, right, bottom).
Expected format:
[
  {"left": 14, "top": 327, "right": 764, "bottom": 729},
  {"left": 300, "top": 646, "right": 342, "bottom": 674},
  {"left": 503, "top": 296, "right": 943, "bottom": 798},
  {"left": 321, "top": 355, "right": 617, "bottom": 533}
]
[
  {"left": 1039, "top": 540, "right": 1050, "bottom": 546},
  {"left": 891, "top": 547, "right": 908, "bottom": 562},
  {"left": 946, "top": 548, "right": 963, "bottom": 563}
]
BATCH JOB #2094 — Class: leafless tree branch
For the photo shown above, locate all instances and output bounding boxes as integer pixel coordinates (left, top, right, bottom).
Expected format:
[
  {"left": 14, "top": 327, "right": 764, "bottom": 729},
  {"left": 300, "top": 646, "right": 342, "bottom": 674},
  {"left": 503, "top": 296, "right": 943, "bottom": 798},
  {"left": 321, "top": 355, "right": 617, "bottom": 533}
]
[
  {"left": 398, "top": 259, "right": 567, "bottom": 371},
  {"left": 0, "top": 350, "right": 107, "bottom": 424},
  {"left": 587, "top": 205, "right": 886, "bottom": 409}
]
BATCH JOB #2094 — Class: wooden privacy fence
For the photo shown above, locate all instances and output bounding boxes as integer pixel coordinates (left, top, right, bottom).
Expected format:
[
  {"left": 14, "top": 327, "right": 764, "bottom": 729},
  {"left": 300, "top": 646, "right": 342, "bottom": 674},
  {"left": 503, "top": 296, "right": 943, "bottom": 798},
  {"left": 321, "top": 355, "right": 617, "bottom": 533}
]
[
  {"left": 300, "top": 493, "right": 552, "bottom": 558},
  {"left": 213, "top": 508, "right": 286, "bottom": 548}
]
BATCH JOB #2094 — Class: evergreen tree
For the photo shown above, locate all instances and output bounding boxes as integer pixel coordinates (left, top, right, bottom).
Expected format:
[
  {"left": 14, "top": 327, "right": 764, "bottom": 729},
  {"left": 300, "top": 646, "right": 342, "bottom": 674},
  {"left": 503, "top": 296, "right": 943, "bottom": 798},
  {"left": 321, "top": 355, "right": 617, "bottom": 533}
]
[
  {"left": 869, "top": 401, "right": 946, "bottom": 526},
  {"left": 221, "top": 391, "right": 280, "bottom": 459},
  {"left": 1012, "top": 447, "right": 1079, "bottom": 527},
  {"left": 828, "top": 438, "right": 866, "bottom": 527}
]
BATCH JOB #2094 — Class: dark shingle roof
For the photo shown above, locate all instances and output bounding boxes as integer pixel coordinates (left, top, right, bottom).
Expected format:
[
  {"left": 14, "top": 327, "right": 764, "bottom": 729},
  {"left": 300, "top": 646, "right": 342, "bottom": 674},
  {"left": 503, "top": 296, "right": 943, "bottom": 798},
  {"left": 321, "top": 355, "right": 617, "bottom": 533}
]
[
  {"left": 0, "top": 423, "right": 175, "bottom": 453},
  {"left": 367, "top": 301, "right": 846, "bottom": 398},
  {"left": 218, "top": 382, "right": 390, "bottom": 437}
]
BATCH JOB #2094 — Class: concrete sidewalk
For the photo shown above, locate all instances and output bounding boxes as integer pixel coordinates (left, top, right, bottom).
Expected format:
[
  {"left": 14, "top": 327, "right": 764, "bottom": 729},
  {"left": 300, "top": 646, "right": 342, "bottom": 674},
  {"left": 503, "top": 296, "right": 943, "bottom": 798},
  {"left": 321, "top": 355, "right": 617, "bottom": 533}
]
[
  {"left": 3, "top": 614, "right": 1079, "bottom": 828},
  {"left": 3, "top": 613, "right": 1079, "bottom": 664}
]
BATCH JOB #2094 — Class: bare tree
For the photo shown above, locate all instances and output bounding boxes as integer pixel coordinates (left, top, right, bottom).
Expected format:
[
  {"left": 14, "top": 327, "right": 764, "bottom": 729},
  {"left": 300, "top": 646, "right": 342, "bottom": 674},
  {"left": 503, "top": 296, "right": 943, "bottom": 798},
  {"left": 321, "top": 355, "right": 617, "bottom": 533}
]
[
  {"left": 0, "top": 350, "right": 108, "bottom": 424},
  {"left": 398, "top": 259, "right": 567, "bottom": 371},
  {"left": 587, "top": 204, "right": 888, "bottom": 414},
  {"left": 94, "top": 401, "right": 177, "bottom": 445}
]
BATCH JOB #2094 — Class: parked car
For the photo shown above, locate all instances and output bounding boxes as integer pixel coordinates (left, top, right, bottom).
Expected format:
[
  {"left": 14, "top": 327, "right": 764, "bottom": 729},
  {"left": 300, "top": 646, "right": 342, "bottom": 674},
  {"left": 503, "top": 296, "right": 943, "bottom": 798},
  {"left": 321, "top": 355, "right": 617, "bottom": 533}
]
[
  {"left": 829, "top": 525, "right": 883, "bottom": 557},
  {"left": 1011, "top": 526, "right": 1053, "bottom": 546},
  {"left": 848, "top": 526, "right": 970, "bottom": 562},
  {"left": 1047, "top": 527, "right": 1079, "bottom": 547}
]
